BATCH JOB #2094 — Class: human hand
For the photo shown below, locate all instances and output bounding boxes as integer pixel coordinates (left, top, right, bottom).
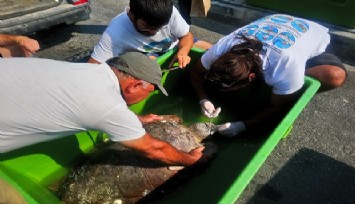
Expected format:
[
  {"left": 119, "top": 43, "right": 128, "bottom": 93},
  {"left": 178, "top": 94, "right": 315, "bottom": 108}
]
[
  {"left": 186, "top": 146, "right": 205, "bottom": 165},
  {"left": 199, "top": 99, "right": 221, "bottom": 118},
  {"left": 138, "top": 114, "right": 162, "bottom": 124},
  {"left": 217, "top": 121, "right": 246, "bottom": 138},
  {"left": 169, "top": 143, "right": 218, "bottom": 169},
  {"left": 17, "top": 36, "right": 40, "bottom": 57},
  {"left": 176, "top": 53, "right": 191, "bottom": 68},
  {"left": 187, "top": 142, "right": 218, "bottom": 165}
]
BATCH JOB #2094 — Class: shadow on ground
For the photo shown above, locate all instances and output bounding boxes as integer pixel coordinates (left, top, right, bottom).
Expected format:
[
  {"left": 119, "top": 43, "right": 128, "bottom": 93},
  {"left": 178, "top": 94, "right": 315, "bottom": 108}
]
[
  {"left": 247, "top": 148, "right": 355, "bottom": 204},
  {"left": 30, "top": 23, "right": 106, "bottom": 52}
]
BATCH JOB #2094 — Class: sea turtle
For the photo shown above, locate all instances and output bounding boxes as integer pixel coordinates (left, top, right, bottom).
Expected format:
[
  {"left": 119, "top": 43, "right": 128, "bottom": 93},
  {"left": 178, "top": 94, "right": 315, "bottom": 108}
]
[{"left": 59, "top": 115, "right": 217, "bottom": 204}]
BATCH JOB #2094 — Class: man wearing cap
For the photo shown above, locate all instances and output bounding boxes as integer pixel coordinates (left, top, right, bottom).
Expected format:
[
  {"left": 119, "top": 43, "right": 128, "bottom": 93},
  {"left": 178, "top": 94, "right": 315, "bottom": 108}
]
[{"left": 0, "top": 52, "right": 206, "bottom": 166}]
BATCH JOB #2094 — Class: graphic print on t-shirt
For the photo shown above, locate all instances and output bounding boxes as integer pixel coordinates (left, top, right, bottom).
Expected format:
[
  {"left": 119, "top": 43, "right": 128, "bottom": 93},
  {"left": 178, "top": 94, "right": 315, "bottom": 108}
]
[
  {"left": 291, "top": 19, "right": 309, "bottom": 33},
  {"left": 237, "top": 15, "right": 310, "bottom": 51},
  {"left": 143, "top": 38, "right": 173, "bottom": 53},
  {"left": 273, "top": 32, "right": 295, "bottom": 49},
  {"left": 255, "top": 26, "right": 278, "bottom": 42},
  {"left": 238, "top": 25, "right": 259, "bottom": 36},
  {"left": 270, "top": 15, "right": 293, "bottom": 24}
]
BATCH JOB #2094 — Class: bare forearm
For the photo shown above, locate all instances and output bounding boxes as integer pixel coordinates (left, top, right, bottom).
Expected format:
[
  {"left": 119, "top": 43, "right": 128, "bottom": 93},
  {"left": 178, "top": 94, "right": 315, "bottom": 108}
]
[
  {"left": 0, "top": 34, "right": 21, "bottom": 46},
  {"left": 190, "top": 71, "right": 208, "bottom": 100},
  {"left": 142, "top": 139, "right": 198, "bottom": 166},
  {"left": 243, "top": 107, "right": 284, "bottom": 129},
  {"left": 177, "top": 32, "right": 194, "bottom": 57},
  {"left": 0, "top": 34, "right": 39, "bottom": 56},
  {"left": 121, "top": 133, "right": 203, "bottom": 166},
  {"left": 190, "top": 60, "right": 209, "bottom": 100},
  {"left": 244, "top": 92, "right": 300, "bottom": 130}
]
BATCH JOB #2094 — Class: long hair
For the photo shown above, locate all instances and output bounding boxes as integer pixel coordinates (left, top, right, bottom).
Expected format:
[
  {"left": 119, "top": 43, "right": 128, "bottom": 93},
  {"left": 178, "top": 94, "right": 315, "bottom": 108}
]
[
  {"left": 130, "top": 0, "right": 173, "bottom": 27},
  {"left": 206, "top": 35, "right": 264, "bottom": 91}
]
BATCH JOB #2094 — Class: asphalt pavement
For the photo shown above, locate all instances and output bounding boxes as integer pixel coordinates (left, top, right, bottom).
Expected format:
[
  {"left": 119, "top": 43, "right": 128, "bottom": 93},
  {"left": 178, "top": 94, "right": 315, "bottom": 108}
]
[{"left": 186, "top": 1, "right": 354, "bottom": 204}]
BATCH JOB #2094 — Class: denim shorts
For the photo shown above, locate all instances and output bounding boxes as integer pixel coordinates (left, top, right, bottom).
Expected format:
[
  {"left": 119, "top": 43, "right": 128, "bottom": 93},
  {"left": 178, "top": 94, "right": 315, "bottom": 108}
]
[{"left": 306, "top": 53, "right": 346, "bottom": 72}]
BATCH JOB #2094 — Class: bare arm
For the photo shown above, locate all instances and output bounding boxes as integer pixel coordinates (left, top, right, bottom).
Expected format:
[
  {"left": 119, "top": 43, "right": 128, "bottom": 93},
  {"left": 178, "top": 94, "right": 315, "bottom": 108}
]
[
  {"left": 176, "top": 32, "right": 194, "bottom": 68},
  {"left": 120, "top": 133, "right": 205, "bottom": 166},
  {"left": 0, "top": 34, "right": 21, "bottom": 46},
  {"left": 190, "top": 58, "right": 209, "bottom": 100},
  {"left": 87, "top": 57, "right": 101, "bottom": 64},
  {"left": 137, "top": 114, "right": 162, "bottom": 124},
  {"left": 0, "top": 34, "right": 39, "bottom": 56},
  {"left": 243, "top": 91, "right": 301, "bottom": 129}
]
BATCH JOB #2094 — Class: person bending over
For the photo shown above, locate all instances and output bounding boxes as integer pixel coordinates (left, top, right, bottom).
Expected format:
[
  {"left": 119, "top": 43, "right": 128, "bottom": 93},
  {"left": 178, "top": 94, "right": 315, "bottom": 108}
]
[
  {"left": 0, "top": 52, "right": 208, "bottom": 166},
  {"left": 190, "top": 14, "right": 347, "bottom": 137}
]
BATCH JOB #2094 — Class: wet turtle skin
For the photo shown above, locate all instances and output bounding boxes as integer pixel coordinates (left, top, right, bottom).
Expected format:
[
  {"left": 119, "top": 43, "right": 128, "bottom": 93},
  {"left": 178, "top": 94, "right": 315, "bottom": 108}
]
[{"left": 58, "top": 115, "right": 216, "bottom": 204}]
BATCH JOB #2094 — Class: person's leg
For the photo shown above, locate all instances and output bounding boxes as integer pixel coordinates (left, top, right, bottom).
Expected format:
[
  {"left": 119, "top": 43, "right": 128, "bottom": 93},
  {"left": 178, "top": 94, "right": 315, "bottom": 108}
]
[
  {"left": 178, "top": 0, "right": 192, "bottom": 25},
  {"left": 193, "top": 40, "right": 212, "bottom": 50},
  {"left": 305, "top": 53, "right": 347, "bottom": 92},
  {"left": 191, "top": 37, "right": 212, "bottom": 51}
]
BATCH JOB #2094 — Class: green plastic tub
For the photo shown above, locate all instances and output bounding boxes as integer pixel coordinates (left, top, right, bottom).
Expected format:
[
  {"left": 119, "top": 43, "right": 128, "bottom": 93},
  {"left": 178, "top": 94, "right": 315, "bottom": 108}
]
[
  {"left": 0, "top": 48, "right": 320, "bottom": 204},
  {"left": 245, "top": 0, "right": 355, "bottom": 28}
]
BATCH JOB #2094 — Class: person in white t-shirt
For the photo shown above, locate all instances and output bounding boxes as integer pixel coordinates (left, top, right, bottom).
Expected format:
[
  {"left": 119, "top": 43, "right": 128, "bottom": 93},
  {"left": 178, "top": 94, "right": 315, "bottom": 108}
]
[
  {"left": 190, "top": 14, "right": 347, "bottom": 137},
  {"left": 0, "top": 52, "right": 209, "bottom": 166},
  {"left": 0, "top": 34, "right": 40, "bottom": 57},
  {"left": 88, "top": 0, "right": 211, "bottom": 68}
]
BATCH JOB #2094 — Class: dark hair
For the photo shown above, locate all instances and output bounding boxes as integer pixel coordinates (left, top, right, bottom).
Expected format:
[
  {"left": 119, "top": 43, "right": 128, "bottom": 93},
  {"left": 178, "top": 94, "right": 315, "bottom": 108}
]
[
  {"left": 130, "top": 0, "right": 173, "bottom": 27},
  {"left": 206, "top": 35, "right": 264, "bottom": 91}
]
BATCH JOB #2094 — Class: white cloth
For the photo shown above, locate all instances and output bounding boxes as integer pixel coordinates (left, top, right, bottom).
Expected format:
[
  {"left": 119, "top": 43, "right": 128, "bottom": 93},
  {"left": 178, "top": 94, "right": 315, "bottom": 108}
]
[
  {"left": 201, "top": 14, "right": 330, "bottom": 95},
  {"left": 0, "top": 58, "right": 145, "bottom": 153},
  {"left": 91, "top": 6, "right": 190, "bottom": 63}
]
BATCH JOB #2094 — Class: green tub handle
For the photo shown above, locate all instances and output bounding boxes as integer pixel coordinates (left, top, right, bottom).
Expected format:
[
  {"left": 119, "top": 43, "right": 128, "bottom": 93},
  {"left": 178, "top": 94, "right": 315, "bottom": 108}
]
[{"left": 282, "top": 124, "right": 294, "bottom": 139}]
